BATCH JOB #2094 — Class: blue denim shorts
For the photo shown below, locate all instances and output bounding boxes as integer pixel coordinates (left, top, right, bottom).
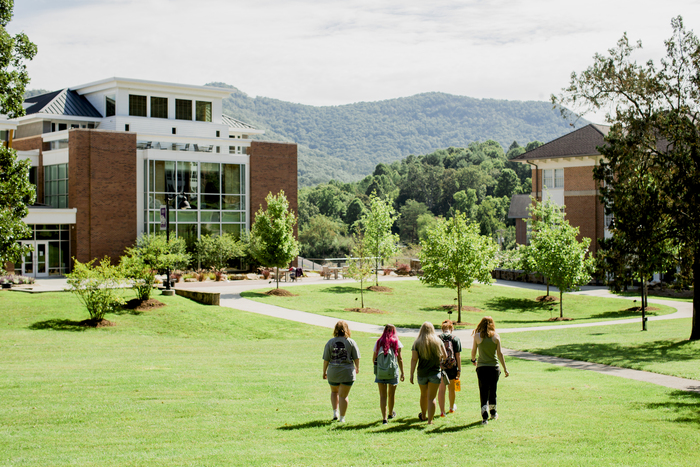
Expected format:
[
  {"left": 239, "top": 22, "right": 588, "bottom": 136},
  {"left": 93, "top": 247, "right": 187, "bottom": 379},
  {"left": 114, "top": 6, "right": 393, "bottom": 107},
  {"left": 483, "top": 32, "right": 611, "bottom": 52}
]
[
  {"left": 375, "top": 376, "right": 399, "bottom": 385},
  {"left": 417, "top": 372, "right": 442, "bottom": 385},
  {"left": 328, "top": 381, "right": 354, "bottom": 387}
]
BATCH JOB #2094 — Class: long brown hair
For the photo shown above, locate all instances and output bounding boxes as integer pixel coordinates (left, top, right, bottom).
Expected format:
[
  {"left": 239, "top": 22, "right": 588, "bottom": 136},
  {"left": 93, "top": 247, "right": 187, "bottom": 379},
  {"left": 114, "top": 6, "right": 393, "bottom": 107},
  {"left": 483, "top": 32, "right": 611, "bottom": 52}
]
[
  {"left": 473, "top": 316, "right": 495, "bottom": 338},
  {"left": 333, "top": 320, "right": 351, "bottom": 338},
  {"left": 414, "top": 322, "right": 442, "bottom": 361}
]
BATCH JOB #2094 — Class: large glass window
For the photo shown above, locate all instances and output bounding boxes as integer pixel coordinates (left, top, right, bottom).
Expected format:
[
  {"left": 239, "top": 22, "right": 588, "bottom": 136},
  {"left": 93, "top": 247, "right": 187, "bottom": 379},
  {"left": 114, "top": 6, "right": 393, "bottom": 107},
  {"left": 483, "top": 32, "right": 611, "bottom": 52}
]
[
  {"left": 105, "top": 95, "right": 116, "bottom": 117},
  {"left": 44, "top": 163, "right": 68, "bottom": 208},
  {"left": 129, "top": 95, "right": 147, "bottom": 117},
  {"left": 543, "top": 169, "right": 553, "bottom": 189},
  {"left": 196, "top": 101, "right": 212, "bottom": 122},
  {"left": 175, "top": 99, "right": 192, "bottom": 120},
  {"left": 554, "top": 169, "right": 564, "bottom": 188},
  {"left": 151, "top": 97, "right": 168, "bottom": 119}
]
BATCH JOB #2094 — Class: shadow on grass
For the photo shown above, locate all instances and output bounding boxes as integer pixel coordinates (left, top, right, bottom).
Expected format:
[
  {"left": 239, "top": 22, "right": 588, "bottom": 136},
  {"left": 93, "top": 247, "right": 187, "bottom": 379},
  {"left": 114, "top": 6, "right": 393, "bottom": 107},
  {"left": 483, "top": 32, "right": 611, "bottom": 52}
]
[
  {"left": 529, "top": 340, "right": 697, "bottom": 366},
  {"left": 373, "top": 417, "right": 436, "bottom": 433},
  {"left": 320, "top": 286, "right": 361, "bottom": 295},
  {"left": 484, "top": 297, "right": 548, "bottom": 313},
  {"left": 28, "top": 319, "right": 88, "bottom": 332},
  {"left": 589, "top": 309, "right": 660, "bottom": 320},
  {"left": 428, "top": 420, "right": 484, "bottom": 433},
  {"left": 644, "top": 390, "right": 700, "bottom": 425},
  {"left": 277, "top": 420, "right": 335, "bottom": 430}
]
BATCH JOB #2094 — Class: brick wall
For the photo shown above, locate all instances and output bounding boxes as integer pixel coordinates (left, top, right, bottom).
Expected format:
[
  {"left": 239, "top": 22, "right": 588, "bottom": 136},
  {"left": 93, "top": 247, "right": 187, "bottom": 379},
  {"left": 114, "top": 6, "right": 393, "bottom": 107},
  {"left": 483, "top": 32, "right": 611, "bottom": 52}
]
[
  {"left": 249, "top": 141, "right": 298, "bottom": 236},
  {"left": 564, "top": 194, "right": 603, "bottom": 255},
  {"left": 69, "top": 129, "right": 137, "bottom": 265},
  {"left": 565, "top": 166, "right": 597, "bottom": 191},
  {"left": 515, "top": 218, "right": 527, "bottom": 245}
]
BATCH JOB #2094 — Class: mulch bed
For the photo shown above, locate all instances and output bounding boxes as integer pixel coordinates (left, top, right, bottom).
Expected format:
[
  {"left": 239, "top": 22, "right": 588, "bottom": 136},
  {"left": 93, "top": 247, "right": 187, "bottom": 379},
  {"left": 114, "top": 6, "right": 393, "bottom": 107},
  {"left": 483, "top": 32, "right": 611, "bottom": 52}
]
[
  {"left": 441, "top": 305, "right": 483, "bottom": 313},
  {"left": 344, "top": 307, "right": 387, "bottom": 314},
  {"left": 124, "top": 298, "right": 166, "bottom": 311},
  {"left": 78, "top": 319, "right": 115, "bottom": 328},
  {"left": 625, "top": 306, "right": 661, "bottom": 312},
  {"left": 264, "top": 289, "right": 298, "bottom": 297},
  {"left": 547, "top": 317, "right": 574, "bottom": 321},
  {"left": 536, "top": 295, "right": 558, "bottom": 302},
  {"left": 367, "top": 286, "right": 393, "bottom": 293}
]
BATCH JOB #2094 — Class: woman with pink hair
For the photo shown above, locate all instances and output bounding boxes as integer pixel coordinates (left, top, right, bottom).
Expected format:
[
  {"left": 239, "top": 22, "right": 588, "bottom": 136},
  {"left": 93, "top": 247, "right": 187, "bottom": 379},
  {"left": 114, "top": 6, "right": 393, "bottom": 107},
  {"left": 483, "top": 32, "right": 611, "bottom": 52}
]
[{"left": 373, "top": 324, "right": 405, "bottom": 424}]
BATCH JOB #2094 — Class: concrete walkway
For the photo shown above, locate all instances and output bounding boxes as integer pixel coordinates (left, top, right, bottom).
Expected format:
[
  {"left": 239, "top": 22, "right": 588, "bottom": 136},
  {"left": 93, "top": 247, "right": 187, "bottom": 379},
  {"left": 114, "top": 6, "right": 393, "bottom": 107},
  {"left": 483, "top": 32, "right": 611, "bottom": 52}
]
[{"left": 26, "top": 275, "right": 700, "bottom": 393}]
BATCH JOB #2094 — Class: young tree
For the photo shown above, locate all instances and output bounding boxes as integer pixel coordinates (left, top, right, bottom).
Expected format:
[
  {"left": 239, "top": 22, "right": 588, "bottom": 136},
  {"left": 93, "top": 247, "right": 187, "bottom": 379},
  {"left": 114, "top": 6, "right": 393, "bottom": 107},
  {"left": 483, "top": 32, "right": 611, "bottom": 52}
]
[
  {"left": 249, "top": 190, "right": 300, "bottom": 289},
  {"left": 419, "top": 212, "right": 498, "bottom": 324},
  {"left": 357, "top": 193, "right": 400, "bottom": 286},
  {"left": 66, "top": 257, "right": 125, "bottom": 324},
  {"left": 554, "top": 16, "right": 700, "bottom": 339},
  {"left": 525, "top": 198, "right": 595, "bottom": 318},
  {"left": 195, "top": 233, "right": 244, "bottom": 270},
  {"left": 346, "top": 233, "right": 373, "bottom": 309},
  {"left": 0, "top": 0, "right": 38, "bottom": 268}
]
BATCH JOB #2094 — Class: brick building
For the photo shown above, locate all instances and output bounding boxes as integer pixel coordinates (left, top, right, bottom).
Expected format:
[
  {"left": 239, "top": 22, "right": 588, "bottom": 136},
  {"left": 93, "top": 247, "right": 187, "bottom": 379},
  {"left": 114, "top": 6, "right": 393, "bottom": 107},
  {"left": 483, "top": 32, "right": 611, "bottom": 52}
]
[
  {"left": 508, "top": 123, "right": 611, "bottom": 255},
  {"left": 7, "top": 77, "right": 297, "bottom": 277}
]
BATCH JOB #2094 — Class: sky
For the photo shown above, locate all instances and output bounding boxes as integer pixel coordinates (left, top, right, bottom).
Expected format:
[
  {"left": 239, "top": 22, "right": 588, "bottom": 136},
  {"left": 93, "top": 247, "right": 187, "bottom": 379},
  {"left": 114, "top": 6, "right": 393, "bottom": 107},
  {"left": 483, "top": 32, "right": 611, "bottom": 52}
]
[{"left": 10, "top": 0, "right": 700, "bottom": 123}]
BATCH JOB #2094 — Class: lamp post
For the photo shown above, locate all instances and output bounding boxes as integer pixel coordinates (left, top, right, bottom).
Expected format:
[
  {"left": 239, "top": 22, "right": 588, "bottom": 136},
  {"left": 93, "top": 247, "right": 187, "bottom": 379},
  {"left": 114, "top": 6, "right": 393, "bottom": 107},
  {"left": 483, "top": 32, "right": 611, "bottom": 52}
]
[{"left": 164, "top": 192, "right": 190, "bottom": 292}]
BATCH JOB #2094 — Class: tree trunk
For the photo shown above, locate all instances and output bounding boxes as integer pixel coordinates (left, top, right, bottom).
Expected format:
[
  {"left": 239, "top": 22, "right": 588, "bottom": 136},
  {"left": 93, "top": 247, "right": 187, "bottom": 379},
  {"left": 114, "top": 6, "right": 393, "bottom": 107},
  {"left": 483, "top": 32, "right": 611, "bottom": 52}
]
[
  {"left": 360, "top": 276, "right": 364, "bottom": 309},
  {"left": 559, "top": 290, "right": 563, "bottom": 318},
  {"left": 641, "top": 277, "right": 647, "bottom": 331},
  {"left": 276, "top": 267, "right": 280, "bottom": 289},
  {"left": 546, "top": 277, "right": 550, "bottom": 297},
  {"left": 457, "top": 284, "right": 462, "bottom": 324},
  {"left": 375, "top": 258, "right": 380, "bottom": 287},
  {"left": 690, "top": 253, "right": 700, "bottom": 341}
]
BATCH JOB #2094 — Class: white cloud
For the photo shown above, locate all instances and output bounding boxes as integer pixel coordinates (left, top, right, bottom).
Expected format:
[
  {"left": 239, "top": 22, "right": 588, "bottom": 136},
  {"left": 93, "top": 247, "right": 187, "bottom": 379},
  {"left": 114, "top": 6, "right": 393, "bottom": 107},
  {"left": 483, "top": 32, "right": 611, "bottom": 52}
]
[{"left": 9, "top": 0, "right": 700, "bottom": 124}]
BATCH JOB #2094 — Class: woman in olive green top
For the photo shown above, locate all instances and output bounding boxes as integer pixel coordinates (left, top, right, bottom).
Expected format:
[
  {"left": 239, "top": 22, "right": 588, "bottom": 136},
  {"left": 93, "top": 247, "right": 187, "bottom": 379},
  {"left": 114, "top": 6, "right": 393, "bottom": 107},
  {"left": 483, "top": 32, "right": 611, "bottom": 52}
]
[
  {"left": 471, "top": 316, "right": 509, "bottom": 425},
  {"left": 410, "top": 322, "right": 447, "bottom": 425}
]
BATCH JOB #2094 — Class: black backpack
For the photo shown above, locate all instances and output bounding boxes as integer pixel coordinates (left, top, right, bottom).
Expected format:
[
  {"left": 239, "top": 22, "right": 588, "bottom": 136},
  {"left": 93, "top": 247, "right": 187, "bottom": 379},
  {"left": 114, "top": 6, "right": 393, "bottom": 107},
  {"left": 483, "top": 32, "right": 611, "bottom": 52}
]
[{"left": 440, "top": 335, "right": 457, "bottom": 370}]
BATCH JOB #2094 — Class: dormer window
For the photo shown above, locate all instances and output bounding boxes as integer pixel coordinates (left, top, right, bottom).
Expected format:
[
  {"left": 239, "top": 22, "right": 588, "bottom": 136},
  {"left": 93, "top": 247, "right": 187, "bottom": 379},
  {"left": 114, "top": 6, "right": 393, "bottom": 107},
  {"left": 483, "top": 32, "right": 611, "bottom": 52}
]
[
  {"left": 151, "top": 97, "right": 168, "bottom": 119},
  {"left": 105, "top": 95, "right": 115, "bottom": 117},
  {"left": 176, "top": 99, "right": 192, "bottom": 120},
  {"left": 196, "top": 101, "right": 212, "bottom": 122},
  {"left": 129, "top": 95, "right": 147, "bottom": 117}
]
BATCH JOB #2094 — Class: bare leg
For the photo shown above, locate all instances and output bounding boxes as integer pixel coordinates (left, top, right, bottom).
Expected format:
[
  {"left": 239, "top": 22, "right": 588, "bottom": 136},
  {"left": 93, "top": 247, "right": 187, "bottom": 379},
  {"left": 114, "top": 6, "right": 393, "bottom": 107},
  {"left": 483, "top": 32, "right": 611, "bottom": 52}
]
[
  {"left": 330, "top": 385, "right": 339, "bottom": 412},
  {"left": 438, "top": 379, "right": 447, "bottom": 415},
  {"left": 338, "top": 384, "right": 352, "bottom": 417},
  {"left": 378, "top": 383, "right": 388, "bottom": 420},
  {"left": 387, "top": 384, "right": 397, "bottom": 416},
  {"left": 448, "top": 379, "right": 457, "bottom": 410},
  {"left": 419, "top": 384, "right": 428, "bottom": 419},
  {"left": 426, "top": 382, "right": 440, "bottom": 424}
]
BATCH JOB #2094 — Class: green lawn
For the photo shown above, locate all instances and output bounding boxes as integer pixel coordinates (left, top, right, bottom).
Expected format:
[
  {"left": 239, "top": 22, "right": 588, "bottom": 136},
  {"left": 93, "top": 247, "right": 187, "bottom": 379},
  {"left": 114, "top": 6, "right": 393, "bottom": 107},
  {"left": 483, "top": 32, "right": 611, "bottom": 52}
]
[
  {"left": 241, "top": 280, "right": 676, "bottom": 329},
  {"left": 504, "top": 318, "right": 700, "bottom": 380},
  {"left": 0, "top": 291, "right": 698, "bottom": 466}
]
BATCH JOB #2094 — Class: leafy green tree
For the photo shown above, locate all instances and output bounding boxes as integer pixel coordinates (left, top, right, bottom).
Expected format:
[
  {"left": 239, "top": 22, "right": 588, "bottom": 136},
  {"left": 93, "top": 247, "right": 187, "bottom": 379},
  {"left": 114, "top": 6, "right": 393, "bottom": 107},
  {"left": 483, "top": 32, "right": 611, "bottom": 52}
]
[
  {"left": 299, "top": 214, "right": 350, "bottom": 258},
  {"left": 0, "top": 0, "right": 37, "bottom": 268},
  {"left": 346, "top": 233, "right": 373, "bottom": 309},
  {"left": 121, "top": 234, "right": 190, "bottom": 299},
  {"left": 420, "top": 212, "right": 498, "bottom": 323},
  {"left": 452, "top": 189, "right": 477, "bottom": 218},
  {"left": 358, "top": 193, "right": 400, "bottom": 286},
  {"left": 398, "top": 199, "right": 429, "bottom": 244},
  {"left": 195, "top": 233, "right": 244, "bottom": 270},
  {"left": 495, "top": 168, "right": 520, "bottom": 198},
  {"left": 416, "top": 213, "right": 438, "bottom": 242},
  {"left": 525, "top": 198, "right": 595, "bottom": 318},
  {"left": 554, "top": 16, "right": 700, "bottom": 339},
  {"left": 344, "top": 197, "right": 366, "bottom": 228},
  {"left": 66, "top": 257, "right": 125, "bottom": 323},
  {"left": 249, "top": 190, "right": 300, "bottom": 289}
]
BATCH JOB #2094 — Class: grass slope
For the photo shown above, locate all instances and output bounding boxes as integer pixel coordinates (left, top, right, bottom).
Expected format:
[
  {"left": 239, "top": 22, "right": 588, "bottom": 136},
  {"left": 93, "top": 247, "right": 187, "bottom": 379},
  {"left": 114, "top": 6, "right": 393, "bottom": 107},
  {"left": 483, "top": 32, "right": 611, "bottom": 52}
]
[
  {"left": 241, "top": 281, "right": 675, "bottom": 329},
  {"left": 0, "top": 291, "right": 697, "bottom": 466}
]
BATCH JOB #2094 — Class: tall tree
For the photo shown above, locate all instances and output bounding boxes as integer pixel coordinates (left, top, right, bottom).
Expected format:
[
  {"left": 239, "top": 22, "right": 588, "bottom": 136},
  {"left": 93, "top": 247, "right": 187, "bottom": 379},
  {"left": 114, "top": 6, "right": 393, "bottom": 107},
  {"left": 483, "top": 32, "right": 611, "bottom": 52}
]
[
  {"left": 346, "top": 233, "right": 373, "bottom": 309},
  {"left": 249, "top": 191, "right": 300, "bottom": 289},
  {"left": 358, "top": 193, "right": 399, "bottom": 286},
  {"left": 554, "top": 16, "right": 700, "bottom": 339},
  {"left": 0, "top": 0, "right": 37, "bottom": 269},
  {"left": 420, "top": 212, "right": 498, "bottom": 324}
]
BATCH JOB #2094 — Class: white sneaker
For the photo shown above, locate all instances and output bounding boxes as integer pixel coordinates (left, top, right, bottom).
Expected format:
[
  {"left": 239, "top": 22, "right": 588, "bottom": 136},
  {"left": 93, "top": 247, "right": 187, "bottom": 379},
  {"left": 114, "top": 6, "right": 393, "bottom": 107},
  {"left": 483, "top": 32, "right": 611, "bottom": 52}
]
[
  {"left": 332, "top": 410, "right": 339, "bottom": 421},
  {"left": 490, "top": 413, "right": 499, "bottom": 421},
  {"left": 338, "top": 416, "right": 346, "bottom": 423},
  {"left": 481, "top": 419, "right": 488, "bottom": 425}
]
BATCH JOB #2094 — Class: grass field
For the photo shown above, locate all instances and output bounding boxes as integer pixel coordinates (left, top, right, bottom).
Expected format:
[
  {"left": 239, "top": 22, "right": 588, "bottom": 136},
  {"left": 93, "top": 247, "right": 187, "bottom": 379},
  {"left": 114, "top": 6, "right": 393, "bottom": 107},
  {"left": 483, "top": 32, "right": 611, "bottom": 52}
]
[
  {"left": 241, "top": 280, "right": 676, "bottom": 329},
  {"left": 1, "top": 290, "right": 698, "bottom": 466},
  {"left": 504, "top": 318, "right": 700, "bottom": 380}
]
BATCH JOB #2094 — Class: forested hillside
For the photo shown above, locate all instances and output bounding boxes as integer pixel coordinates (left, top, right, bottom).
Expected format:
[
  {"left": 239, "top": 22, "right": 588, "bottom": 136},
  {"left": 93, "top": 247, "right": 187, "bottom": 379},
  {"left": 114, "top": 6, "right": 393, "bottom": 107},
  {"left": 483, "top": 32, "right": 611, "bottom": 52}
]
[{"left": 212, "top": 82, "right": 581, "bottom": 186}]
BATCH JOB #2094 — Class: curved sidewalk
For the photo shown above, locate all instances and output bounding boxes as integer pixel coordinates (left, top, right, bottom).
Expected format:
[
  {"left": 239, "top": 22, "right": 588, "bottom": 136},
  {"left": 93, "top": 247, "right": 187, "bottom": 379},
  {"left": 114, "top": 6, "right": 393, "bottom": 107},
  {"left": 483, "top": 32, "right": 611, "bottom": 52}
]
[{"left": 217, "top": 277, "right": 700, "bottom": 394}]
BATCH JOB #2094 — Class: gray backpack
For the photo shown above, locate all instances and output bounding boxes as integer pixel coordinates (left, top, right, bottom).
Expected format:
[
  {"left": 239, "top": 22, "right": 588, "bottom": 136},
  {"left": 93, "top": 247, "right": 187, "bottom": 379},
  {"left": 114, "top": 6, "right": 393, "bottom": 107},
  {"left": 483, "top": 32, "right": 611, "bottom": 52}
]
[{"left": 376, "top": 346, "right": 399, "bottom": 380}]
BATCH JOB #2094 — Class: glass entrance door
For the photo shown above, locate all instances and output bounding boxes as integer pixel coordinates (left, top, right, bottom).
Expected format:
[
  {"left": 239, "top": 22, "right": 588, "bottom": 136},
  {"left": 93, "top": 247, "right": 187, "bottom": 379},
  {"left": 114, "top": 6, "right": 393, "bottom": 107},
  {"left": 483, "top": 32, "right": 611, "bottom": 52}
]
[
  {"left": 20, "top": 241, "right": 49, "bottom": 278},
  {"left": 21, "top": 242, "right": 34, "bottom": 276}
]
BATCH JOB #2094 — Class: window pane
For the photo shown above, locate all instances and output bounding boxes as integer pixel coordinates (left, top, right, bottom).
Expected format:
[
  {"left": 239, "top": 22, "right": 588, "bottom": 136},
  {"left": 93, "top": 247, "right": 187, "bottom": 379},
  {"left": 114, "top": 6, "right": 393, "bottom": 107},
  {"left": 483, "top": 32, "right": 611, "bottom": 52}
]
[
  {"left": 177, "top": 161, "right": 198, "bottom": 193},
  {"left": 222, "top": 223, "right": 240, "bottom": 239},
  {"left": 200, "top": 211, "right": 220, "bottom": 223},
  {"left": 175, "top": 99, "right": 192, "bottom": 120},
  {"left": 177, "top": 211, "right": 197, "bottom": 223},
  {"left": 129, "top": 94, "right": 147, "bottom": 117},
  {"left": 105, "top": 95, "right": 116, "bottom": 117},
  {"left": 200, "top": 163, "right": 220, "bottom": 193},
  {"left": 177, "top": 224, "right": 198, "bottom": 250},
  {"left": 196, "top": 101, "right": 212, "bottom": 122},
  {"left": 222, "top": 195, "right": 240, "bottom": 210},
  {"left": 222, "top": 212, "right": 240, "bottom": 222},
  {"left": 164, "top": 161, "right": 176, "bottom": 193},
  {"left": 58, "top": 163, "right": 67, "bottom": 179},
  {"left": 201, "top": 195, "right": 220, "bottom": 210},
  {"left": 151, "top": 96, "right": 168, "bottom": 119},
  {"left": 543, "top": 169, "right": 553, "bottom": 188},
  {"left": 201, "top": 224, "right": 220, "bottom": 237},
  {"left": 49, "top": 242, "right": 60, "bottom": 268},
  {"left": 222, "top": 164, "right": 241, "bottom": 194},
  {"left": 554, "top": 169, "right": 564, "bottom": 188}
]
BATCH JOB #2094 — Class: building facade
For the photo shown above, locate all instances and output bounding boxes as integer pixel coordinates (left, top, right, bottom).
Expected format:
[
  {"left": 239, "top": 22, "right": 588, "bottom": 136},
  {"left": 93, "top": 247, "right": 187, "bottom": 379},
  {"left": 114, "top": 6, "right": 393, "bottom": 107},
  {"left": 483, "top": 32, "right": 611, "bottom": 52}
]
[
  {"left": 508, "top": 123, "right": 611, "bottom": 255},
  {"left": 8, "top": 77, "right": 297, "bottom": 277}
]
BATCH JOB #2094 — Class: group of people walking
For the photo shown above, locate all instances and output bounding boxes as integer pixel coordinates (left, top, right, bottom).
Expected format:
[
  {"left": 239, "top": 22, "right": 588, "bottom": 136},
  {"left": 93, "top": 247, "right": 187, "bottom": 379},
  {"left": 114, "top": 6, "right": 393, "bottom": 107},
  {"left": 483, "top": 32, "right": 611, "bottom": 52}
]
[{"left": 322, "top": 317, "right": 509, "bottom": 425}]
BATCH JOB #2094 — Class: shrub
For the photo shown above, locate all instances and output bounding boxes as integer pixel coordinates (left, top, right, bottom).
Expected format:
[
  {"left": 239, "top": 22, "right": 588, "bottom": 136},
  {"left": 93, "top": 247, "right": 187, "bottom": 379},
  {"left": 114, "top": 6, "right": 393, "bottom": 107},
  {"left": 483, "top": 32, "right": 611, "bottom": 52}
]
[
  {"left": 395, "top": 262, "right": 411, "bottom": 275},
  {"left": 66, "top": 258, "right": 125, "bottom": 322}
]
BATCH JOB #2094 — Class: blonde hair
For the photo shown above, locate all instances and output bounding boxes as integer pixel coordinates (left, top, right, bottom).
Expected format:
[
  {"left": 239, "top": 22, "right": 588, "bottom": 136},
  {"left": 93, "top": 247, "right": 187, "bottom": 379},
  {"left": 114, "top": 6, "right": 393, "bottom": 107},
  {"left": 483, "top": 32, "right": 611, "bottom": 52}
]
[
  {"left": 333, "top": 320, "right": 351, "bottom": 338},
  {"left": 473, "top": 316, "right": 495, "bottom": 338},
  {"left": 441, "top": 320, "right": 454, "bottom": 332},
  {"left": 414, "top": 322, "right": 443, "bottom": 361}
]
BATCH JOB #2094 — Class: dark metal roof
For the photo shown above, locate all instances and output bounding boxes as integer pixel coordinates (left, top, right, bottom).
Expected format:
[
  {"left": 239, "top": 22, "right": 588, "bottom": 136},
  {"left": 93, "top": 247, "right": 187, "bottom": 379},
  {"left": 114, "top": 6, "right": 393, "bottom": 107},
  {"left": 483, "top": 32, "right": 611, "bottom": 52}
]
[
  {"left": 222, "top": 114, "right": 257, "bottom": 130},
  {"left": 511, "top": 124, "right": 610, "bottom": 161},
  {"left": 508, "top": 194, "right": 532, "bottom": 219},
  {"left": 23, "top": 89, "right": 102, "bottom": 118}
]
